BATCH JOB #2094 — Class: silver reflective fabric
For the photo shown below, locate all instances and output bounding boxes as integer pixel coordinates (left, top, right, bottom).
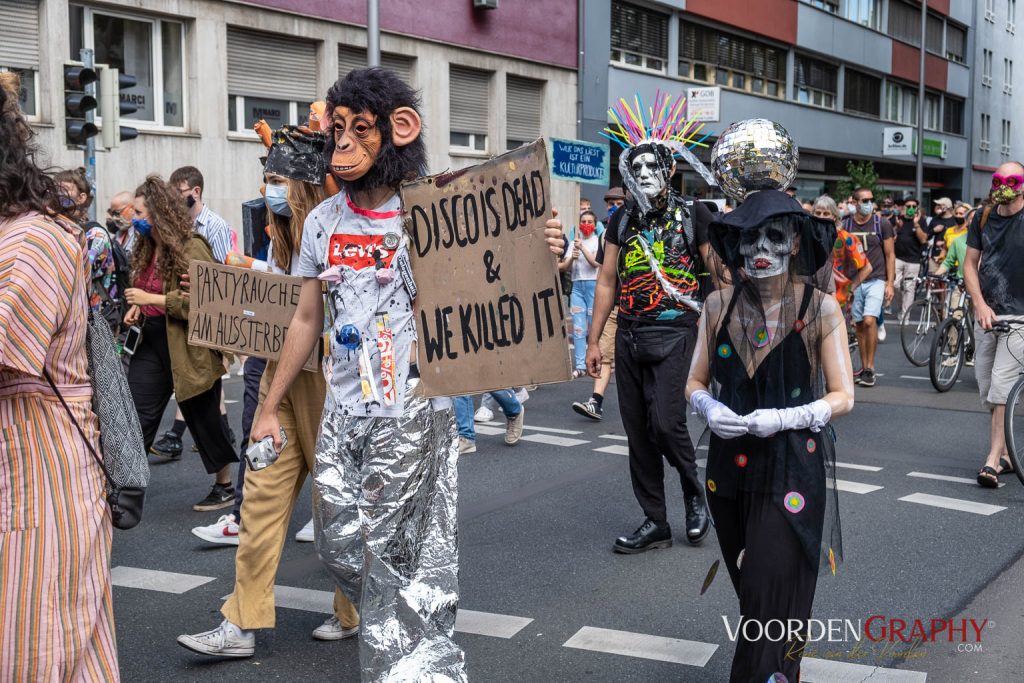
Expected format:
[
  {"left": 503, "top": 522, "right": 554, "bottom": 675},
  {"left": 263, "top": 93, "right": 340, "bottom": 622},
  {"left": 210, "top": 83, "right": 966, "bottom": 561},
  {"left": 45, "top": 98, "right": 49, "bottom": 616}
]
[
  {"left": 313, "top": 379, "right": 464, "bottom": 683},
  {"left": 710, "top": 118, "right": 799, "bottom": 203}
]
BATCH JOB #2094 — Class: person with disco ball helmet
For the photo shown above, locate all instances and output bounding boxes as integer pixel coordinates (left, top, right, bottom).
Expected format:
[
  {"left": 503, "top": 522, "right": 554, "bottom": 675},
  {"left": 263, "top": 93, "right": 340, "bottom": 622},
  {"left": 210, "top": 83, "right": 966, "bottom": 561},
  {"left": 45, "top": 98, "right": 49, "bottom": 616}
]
[
  {"left": 588, "top": 92, "right": 723, "bottom": 554},
  {"left": 685, "top": 119, "right": 856, "bottom": 682}
]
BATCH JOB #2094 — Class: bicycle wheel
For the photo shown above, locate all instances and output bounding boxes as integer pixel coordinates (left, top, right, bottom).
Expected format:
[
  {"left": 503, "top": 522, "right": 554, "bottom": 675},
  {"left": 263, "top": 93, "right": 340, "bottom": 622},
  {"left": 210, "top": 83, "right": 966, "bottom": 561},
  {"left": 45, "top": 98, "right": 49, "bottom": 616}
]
[
  {"left": 929, "top": 317, "right": 964, "bottom": 392},
  {"left": 901, "top": 298, "right": 939, "bottom": 367},
  {"left": 1003, "top": 375, "right": 1024, "bottom": 486},
  {"left": 848, "top": 338, "right": 862, "bottom": 375}
]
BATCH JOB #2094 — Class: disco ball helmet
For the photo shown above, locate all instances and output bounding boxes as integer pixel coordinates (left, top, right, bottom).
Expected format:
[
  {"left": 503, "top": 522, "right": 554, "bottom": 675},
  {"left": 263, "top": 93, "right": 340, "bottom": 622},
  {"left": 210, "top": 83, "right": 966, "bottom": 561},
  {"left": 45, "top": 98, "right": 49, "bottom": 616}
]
[{"left": 710, "top": 119, "right": 799, "bottom": 203}]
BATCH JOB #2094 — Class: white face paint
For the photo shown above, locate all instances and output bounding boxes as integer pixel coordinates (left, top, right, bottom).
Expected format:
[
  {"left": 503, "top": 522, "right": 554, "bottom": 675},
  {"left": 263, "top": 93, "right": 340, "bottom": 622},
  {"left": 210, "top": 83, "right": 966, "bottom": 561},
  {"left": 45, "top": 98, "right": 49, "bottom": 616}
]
[
  {"left": 738, "top": 220, "right": 795, "bottom": 278},
  {"left": 630, "top": 152, "right": 667, "bottom": 199}
]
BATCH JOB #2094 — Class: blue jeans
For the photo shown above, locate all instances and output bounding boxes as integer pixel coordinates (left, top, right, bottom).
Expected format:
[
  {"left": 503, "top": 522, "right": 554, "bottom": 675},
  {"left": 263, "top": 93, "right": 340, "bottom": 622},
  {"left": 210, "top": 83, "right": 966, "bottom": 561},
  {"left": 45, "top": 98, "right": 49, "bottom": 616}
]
[
  {"left": 453, "top": 390, "right": 522, "bottom": 441},
  {"left": 571, "top": 279, "right": 597, "bottom": 370}
]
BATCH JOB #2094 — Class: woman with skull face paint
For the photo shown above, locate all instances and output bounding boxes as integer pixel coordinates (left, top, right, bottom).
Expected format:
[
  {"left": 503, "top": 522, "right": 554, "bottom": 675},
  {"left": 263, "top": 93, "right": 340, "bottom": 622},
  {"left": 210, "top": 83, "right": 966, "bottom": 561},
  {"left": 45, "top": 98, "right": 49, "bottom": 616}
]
[{"left": 686, "top": 144, "right": 855, "bottom": 679}]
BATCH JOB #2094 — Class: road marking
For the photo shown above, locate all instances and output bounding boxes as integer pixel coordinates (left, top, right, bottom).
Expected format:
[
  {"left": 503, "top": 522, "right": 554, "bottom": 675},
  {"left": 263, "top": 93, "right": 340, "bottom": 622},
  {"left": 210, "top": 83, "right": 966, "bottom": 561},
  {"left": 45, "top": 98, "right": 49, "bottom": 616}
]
[
  {"left": 801, "top": 657, "right": 927, "bottom": 682},
  {"left": 697, "top": 444, "right": 709, "bottom": 451},
  {"left": 899, "top": 492, "right": 1006, "bottom": 515},
  {"left": 908, "top": 471, "right": 1005, "bottom": 488},
  {"left": 474, "top": 425, "right": 507, "bottom": 436},
  {"left": 835, "top": 461, "right": 883, "bottom": 472},
  {"left": 900, "top": 374, "right": 961, "bottom": 384},
  {"left": 696, "top": 458, "right": 706, "bottom": 468},
  {"left": 827, "top": 479, "right": 884, "bottom": 494},
  {"left": 595, "top": 445, "right": 628, "bottom": 455},
  {"left": 224, "top": 399, "right": 239, "bottom": 404},
  {"left": 222, "top": 586, "right": 532, "bottom": 638},
  {"left": 521, "top": 434, "right": 590, "bottom": 447},
  {"left": 483, "top": 421, "right": 583, "bottom": 436},
  {"left": 599, "top": 434, "right": 628, "bottom": 441},
  {"left": 111, "top": 566, "right": 215, "bottom": 594},
  {"left": 562, "top": 626, "right": 717, "bottom": 667}
]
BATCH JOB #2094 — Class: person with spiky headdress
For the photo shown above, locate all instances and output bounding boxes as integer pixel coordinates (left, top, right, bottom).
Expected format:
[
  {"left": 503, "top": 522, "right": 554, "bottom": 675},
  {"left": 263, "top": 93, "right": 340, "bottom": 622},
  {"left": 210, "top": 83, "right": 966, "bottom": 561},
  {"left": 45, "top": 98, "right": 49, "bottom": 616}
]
[{"left": 587, "top": 92, "right": 719, "bottom": 554}]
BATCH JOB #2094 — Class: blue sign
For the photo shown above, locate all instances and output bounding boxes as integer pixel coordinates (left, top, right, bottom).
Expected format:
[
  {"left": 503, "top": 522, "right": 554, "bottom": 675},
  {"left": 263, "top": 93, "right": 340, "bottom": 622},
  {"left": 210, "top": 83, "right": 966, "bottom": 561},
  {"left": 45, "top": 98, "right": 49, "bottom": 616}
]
[{"left": 548, "top": 138, "right": 610, "bottom": 186}]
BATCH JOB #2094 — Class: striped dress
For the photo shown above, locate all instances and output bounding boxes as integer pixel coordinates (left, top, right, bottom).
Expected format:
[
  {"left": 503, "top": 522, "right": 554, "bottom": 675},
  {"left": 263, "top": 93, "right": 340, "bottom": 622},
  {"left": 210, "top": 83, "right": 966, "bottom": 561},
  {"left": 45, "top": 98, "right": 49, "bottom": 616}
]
[{"left": 0, "top": 213, "right": 119, "bottom": 681}]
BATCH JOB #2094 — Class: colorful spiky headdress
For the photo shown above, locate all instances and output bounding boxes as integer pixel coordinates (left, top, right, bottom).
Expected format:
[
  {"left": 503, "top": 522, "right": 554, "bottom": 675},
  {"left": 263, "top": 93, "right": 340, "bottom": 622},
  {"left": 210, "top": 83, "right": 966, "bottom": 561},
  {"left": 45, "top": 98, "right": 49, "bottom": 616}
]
[{"left": 601, "top": 90, "right": 718, "bottom": 214}]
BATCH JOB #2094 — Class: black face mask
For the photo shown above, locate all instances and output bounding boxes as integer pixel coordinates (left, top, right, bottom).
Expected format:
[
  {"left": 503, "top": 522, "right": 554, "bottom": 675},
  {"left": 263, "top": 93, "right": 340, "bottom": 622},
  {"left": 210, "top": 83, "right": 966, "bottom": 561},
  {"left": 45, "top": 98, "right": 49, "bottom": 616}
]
[{"left": 185, "top": 195, "right": 196, "bottom": 209}]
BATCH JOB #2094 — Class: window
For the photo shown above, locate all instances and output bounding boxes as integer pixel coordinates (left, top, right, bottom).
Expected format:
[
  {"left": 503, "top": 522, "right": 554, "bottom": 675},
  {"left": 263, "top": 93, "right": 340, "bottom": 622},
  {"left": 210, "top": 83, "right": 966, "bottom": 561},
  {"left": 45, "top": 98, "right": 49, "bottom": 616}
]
[
  {"left": 450, "top": 65, "right": 490, "bottom": 152},
  {"left": 506, "top": 76, "right": 543, "bottom": 150},
  {"left": 1005, "top": 58, "right": 1014, "bottom": 94},
  {"left": 885, "top": 81, "right": 918, "bottom": 125},
  {"left": 1010, "top": 0, "right": 1017, "bottom": 33},
  {"left": 0, "top": 1, "right": 38, "bottom": 118},
  {"left": 946, "top": 24, "right": 966, "bottom": 63},
  {"left": 793, "top": 55, "right": 837, "bottom": 109},
  {"left": 924, "top": 92, "right": 941, "bottom": 130},
  {"left": 986, "top": 0, "right": 996, "bottom": 22},
  {"left": 337, "top": 45, "right": 415, "bottom": 85},
  {"left": 888, "top": 1, "right": 920, "bottom": 45},
  {"left": 943, "top": 96, "right": 964, "bottom": 135},
  {"left": 1002, "top": 119, "right": 1012, "bottom": 156},
  {"left": 925, "top": 13, "right": 944, "bottom": 54},
  {"left": 843, "top": 0, "right": 882, "bottom": 30},
  {"left": 801, "top": 0, "right": 838, "bottom": 12},
  {"left": 610, "top": 1, "right": 668, "bottom": 73},
  {"left": 983, "top": 49, "right": 994, "bottom": 86},
  {"left": 980, "top": 113, "right": 991, "bottom": 151},
  {"left": 70, "top": 5, "right": 185, "bottom": 128},
  {"left": 226, "top": 28, "right": 317, "bottom": 133},
  {"left": 679, "top": 23, "right": 784, "bottom": 98},
  {"left": 844, "top": 69, "right": 880, "bottom": 117}
]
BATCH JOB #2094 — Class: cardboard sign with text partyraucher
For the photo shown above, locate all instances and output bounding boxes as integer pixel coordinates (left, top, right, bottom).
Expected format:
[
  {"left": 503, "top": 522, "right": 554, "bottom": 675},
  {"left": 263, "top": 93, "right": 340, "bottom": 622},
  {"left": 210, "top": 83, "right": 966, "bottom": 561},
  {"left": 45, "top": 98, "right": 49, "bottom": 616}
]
[
  {"left": 187, "top": 261, "right": 318, "bottom": 372},
  {"left": 402, "top": 139, "right": 573, "bottom": 397}
]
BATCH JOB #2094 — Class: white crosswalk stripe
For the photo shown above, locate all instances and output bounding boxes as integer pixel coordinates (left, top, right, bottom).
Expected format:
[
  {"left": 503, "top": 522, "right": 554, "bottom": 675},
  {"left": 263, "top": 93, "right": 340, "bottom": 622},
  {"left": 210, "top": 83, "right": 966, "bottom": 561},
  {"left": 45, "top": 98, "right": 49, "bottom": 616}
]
[
  {"left": 835, "top": 461, "right": 883, "bottom": 472},
  {"left": 594, "top": 444, "right": 628, "bottom": 455},
  {"left": 562, "top": 626, "right": 717, "bottom": 667},
  {"left": 521, "top": 433, "right": 590, "bottom": 447},
  {"left": 599, "top": 434, "right": 628, "bottom": 441},
  {"left": 483, "top": 421, "right": 583, "bottom": 436},
  {"left": 828, "top": 479, "right": 884, "bottom": 494},
  {"left": 801, "top": 657, "right": 927, "bottom": 682},
  {"left": 111, "top": 566, "right": 215, "bottom": 594},
  {"left": 908, "top": 471, "right": 1005, "bottom": 487},
  {"left": 899, "top": 492, "right": 1006, "bottom": 516}
]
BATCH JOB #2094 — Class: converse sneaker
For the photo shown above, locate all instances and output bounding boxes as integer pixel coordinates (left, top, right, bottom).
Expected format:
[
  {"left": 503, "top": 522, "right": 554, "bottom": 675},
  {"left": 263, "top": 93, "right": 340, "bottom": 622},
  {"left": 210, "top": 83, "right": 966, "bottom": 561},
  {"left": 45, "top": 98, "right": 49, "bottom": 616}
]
[
  {"left": 177, "top": 620, "right": 254, "bottom": 658},
  {"left": 571, "top": 398, "right": 603, "bottom": 421},
  {"left": 193, "top": 483, "right": 236, "bottom": 512},
  {"left": 505, "top": 408, "right": 525, "bottom": 446},
  {"left": 312, "top": 615, "right": 359, "bottom": 641},
  {"left": 295, "top": 518, "right": 315, "bottom": 543},
  {"left": 191, "top": 514, "right": 239, "bottom": 546},
  {"left": 473, "top": 406, "right": 494, "bottom": 423},
  {"left": 458, "top": 437, "right": 477, "bottom": 454}
]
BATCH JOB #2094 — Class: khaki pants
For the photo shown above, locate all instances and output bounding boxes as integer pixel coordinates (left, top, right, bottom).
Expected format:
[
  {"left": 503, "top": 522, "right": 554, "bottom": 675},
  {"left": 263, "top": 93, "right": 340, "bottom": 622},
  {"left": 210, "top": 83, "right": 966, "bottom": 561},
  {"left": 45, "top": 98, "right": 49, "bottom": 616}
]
[{"left": 221, "top": 362, "right": 358, "bottom": 630}]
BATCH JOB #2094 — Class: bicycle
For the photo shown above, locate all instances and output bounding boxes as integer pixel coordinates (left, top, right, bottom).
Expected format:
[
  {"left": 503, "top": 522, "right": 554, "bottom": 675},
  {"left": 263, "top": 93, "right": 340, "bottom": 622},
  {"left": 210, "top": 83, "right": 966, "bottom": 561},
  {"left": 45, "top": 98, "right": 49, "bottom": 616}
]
[
  {"left": 928, "top": 277, "right": 973, "bottom": 392},
  {"left": 998, "top": 322, "right": 1024, "bottom": 485},
  {"left": 900, "top": 274, "right": 949, "bottom": 367}
]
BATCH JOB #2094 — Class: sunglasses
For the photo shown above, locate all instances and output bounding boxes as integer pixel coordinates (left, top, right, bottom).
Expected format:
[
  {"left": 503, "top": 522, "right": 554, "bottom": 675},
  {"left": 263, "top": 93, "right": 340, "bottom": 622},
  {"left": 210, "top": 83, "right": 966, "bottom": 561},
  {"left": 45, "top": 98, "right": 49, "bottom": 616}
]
[{"left": 992, "top": 174, "right": 1024, "bottom": 189}]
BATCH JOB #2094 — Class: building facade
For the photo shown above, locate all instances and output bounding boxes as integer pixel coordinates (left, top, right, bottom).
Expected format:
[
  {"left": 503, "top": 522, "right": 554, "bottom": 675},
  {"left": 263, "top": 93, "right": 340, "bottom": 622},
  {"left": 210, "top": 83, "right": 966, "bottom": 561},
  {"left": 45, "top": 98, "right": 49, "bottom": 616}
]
[
  {"left": 581, "top": 0, "right": 982, "bottom": 206},
  {"left": 1, "top": 0, "right": 578, "bottom": 233}
]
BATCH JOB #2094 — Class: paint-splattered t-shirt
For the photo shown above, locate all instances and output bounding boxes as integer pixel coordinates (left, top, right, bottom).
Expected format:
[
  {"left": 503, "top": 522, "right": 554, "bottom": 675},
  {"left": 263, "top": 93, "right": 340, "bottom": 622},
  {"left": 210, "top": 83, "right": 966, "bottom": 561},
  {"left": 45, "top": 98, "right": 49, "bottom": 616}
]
[
  {"left": 297, "top": 191, "right": 414, "bottom": 418},
  {"left": 605, "top": 194, "right": 711, "bottom": 325}
]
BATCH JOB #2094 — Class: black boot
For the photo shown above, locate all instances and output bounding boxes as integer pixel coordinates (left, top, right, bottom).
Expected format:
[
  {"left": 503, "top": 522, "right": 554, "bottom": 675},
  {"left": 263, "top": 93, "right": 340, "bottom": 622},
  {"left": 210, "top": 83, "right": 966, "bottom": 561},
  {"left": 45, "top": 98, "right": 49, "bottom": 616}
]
[
  {"left": 613, "top": 518, "right": 672, "bottom": 554},
  {"left": 685, "top": 494, "right": 710, "bottom": 545}
]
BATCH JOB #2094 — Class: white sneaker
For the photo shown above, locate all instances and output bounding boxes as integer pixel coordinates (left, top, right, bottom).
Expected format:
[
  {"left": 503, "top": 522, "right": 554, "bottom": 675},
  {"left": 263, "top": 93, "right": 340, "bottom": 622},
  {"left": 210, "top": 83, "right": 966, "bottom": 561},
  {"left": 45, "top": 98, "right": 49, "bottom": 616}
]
[
  {"left": 177, "top": 620, "right": 255, "bottom": 657},
  {"left": 473, "top": 406, "right": 494, "bottom": 423},
  {"left": 191, "top": 514, "right": 239, "bottom": 546},
  {"left": 515, "top": 387, "right": 530, "bottom": 403},
  {"left": 877, "top": 323, "right": 887, "bottom": 342},
  {"left": 312, "top": 615, "right": 359, "bottom": 641},
  {"left": 295, "top": 518, "right": 315, "bottom": 543}
]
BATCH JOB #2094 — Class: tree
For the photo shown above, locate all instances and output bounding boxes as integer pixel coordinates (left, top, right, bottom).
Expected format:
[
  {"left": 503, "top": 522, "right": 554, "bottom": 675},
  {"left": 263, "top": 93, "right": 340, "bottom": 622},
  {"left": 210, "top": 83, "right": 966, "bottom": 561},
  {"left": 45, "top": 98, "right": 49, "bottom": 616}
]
[{"left": 835, "top": 160, "right": 884, "bottom": 200}]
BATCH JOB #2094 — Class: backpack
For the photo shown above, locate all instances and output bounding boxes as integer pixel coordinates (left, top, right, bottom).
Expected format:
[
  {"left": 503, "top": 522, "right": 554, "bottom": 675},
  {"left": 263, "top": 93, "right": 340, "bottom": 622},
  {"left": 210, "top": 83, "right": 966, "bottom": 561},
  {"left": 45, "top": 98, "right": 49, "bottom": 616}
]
[{"left": 85, "top": 221, "right": 132, "bottom": 333}]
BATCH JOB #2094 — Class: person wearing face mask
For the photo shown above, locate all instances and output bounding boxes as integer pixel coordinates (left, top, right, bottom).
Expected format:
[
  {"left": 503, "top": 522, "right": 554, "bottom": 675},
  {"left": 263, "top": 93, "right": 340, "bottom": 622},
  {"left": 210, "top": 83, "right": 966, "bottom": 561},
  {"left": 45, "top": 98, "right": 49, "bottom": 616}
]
[
  {"left": 841, "top": 187, "right": 895, "bottom": 387},
  {"left": 587, "top": 93, "right": 718, "bottom": 554},
  {"left": 107, "top": 190, "right": 137, "bottom": 252},
  {"left": 562, "top": 209, "right": 601, "bottom": 376},
  {"left": 123, "top": 175, "right": 239, "bottom": 511},
  {"left": 169, "top": 165, "right": 234, "bottom": 264},
  {"left": 942, "top": 202, "right": 971, "bottom": 256},
  {"left": 966, "top": 162, "right": 1024, "bottom": 488},
  {"left": 926, "top": 197, "right": 958, "bottom": 269},
  {"left": 686, "top": 143, "right": 854, "bottom": 682},
  {"left": 891, "top": 196, "right": 929, "bottom": 319}
]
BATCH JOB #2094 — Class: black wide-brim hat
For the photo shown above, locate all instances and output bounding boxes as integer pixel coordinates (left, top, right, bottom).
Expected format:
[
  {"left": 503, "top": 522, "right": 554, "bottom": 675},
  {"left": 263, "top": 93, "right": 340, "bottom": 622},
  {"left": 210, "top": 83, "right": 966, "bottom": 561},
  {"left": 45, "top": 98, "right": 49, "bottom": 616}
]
[{"left": 710, "top": 189, "right": 836, "bottom": 276}]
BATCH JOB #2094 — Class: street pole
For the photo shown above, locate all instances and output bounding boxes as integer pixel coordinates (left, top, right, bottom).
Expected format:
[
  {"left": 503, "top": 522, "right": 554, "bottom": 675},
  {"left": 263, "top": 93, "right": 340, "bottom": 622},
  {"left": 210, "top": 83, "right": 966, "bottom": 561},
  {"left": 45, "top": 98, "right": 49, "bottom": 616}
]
[
  {"left": 81, "top": 47, "right": 97, "bottom": 222},
  {"left": 915, "top": 0, "right": 927, "bottom": 203},
  {"left": 367, "top": 0, "right": 380, "bottom": 67}
]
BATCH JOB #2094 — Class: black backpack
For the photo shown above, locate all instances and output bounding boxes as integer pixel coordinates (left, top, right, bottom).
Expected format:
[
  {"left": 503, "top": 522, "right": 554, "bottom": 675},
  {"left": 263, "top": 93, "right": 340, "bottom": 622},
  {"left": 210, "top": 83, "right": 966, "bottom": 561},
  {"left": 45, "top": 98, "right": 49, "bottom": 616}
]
[{"left": 84, "top": 221, "right": 132, "bottom": 333}]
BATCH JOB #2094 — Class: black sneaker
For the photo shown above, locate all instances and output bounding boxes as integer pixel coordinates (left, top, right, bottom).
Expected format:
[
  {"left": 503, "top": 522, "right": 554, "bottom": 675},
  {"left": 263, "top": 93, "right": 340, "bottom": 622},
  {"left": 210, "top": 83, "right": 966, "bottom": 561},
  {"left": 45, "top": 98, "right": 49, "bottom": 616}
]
[
  {"left": 859, "top": 368, "right": 876, "bottom": 387},
  {"left": 193, "top": 484, "right": 235, "bottom": 512},
  {"left": 151, "top": 431, "right": 183, "bottom": 460},
  {"left": 571, "top": 398, "right": 603, "bottom": 421}
]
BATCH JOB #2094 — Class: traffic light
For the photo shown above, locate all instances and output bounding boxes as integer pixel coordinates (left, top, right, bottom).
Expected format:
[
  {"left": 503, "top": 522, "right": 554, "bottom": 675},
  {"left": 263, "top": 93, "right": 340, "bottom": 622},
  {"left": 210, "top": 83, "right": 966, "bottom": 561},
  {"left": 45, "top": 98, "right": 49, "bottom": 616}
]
[
  {"left": 64, "top": 62, "right": 98, "bottom": 146},
  {"left": 99, "top": 67, "right": 139, "bottom": 148}
]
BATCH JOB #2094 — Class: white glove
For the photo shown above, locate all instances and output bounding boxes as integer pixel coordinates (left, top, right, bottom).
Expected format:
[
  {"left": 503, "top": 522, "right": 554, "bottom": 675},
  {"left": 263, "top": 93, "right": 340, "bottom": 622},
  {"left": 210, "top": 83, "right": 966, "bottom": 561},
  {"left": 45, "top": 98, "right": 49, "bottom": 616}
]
[
  {"left": 743, "top": 400, "right": 832, "bottom": 438},
  {"left": 690, "top": 389, "right": 748, "bottom": 439}
]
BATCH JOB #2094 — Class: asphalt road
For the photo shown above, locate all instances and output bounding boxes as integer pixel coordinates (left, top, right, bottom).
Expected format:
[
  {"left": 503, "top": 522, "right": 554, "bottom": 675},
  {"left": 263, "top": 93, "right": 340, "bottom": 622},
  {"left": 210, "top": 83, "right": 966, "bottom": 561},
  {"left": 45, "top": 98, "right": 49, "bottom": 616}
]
[{"left": 110, "top": 333, "right": 1024, "bottom": 682}]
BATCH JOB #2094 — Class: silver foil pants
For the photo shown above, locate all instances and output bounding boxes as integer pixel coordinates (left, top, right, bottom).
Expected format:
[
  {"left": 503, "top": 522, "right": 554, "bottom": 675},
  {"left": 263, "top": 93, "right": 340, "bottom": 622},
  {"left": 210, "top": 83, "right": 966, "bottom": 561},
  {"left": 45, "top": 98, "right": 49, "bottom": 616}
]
[{"left": 313, "top": 388, "right": 465, "bottom": 682}]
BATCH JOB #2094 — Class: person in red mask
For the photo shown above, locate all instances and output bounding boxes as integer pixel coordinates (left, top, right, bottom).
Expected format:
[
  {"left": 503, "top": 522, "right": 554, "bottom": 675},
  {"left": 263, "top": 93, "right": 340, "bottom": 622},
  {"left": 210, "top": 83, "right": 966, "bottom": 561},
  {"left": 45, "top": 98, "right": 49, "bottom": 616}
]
[{"left": 562, "top": 209, "right": 601, "bottom": 376}]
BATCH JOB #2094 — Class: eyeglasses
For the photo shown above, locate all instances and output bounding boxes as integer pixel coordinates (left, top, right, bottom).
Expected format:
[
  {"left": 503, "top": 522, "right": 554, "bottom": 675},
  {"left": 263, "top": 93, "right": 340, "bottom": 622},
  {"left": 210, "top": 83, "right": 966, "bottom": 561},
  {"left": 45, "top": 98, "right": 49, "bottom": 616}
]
[{"left": 992, "top": 173, "right": 1024, "bottom": 189}]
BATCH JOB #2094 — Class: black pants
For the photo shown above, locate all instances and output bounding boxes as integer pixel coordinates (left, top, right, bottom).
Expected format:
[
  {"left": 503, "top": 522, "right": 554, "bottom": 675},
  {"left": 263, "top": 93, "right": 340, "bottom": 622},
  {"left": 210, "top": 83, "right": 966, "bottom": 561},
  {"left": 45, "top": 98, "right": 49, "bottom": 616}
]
[
  {"left": 127, "top": 316, "right": 237, "bottom": 475},
  {"left": 615, "top": 321, "right": 701, "bottom": 524},
  {"left": 233, "top": 356, "right": 267, "bottom": 521},
  {"left": 707, "top": 490, "right": 818, "bottom": 683}
]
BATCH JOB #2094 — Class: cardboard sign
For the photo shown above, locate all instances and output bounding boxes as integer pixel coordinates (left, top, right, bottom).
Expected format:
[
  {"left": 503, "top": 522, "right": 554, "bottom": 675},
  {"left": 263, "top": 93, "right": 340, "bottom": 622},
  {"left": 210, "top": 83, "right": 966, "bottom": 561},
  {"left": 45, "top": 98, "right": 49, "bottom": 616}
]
[
  {"left": 549, "top": 137, "right": 610, "bottom": 186},
  {"left": 187, "top": 261, "right": 318, "bottom": 371},
  {"left": 401, "top": 139, "right": 573, "bottom": 397}
]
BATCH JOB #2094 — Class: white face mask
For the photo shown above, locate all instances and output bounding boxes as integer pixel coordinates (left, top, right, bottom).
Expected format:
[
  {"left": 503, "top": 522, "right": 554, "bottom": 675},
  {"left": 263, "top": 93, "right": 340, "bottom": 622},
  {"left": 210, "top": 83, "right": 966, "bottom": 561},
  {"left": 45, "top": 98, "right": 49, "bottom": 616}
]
[
  {"left": 630, "top": 152, "right": 667, "bottom": 199},
  {"left": 739, "top": 220, "right": 796, "bottom": 278}
]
